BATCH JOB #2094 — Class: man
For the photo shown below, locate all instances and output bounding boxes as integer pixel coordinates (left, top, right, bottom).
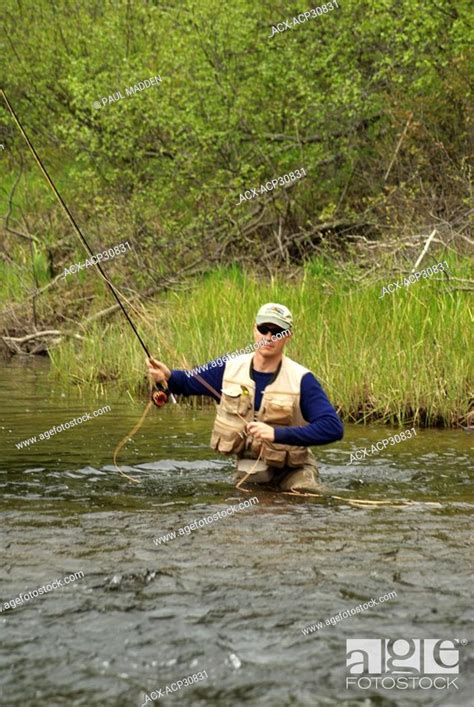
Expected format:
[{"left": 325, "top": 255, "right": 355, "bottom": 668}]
[{"left": 147, "top": 303, "right": 343, "bottom": 493}]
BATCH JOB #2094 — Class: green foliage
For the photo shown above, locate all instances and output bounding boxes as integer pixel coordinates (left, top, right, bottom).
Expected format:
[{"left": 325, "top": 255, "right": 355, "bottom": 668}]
[
  {"left": 1, "top": 0, "right": 471, "bottom": 271},
  {"left": 49, "top": 256, "right": 472, "bottom": 427}
]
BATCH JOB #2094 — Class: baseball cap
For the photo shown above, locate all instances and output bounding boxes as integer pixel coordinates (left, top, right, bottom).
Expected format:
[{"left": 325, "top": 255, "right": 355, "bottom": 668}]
[{"left": 255, "top": 303, "right": 293, "bottom": 330}]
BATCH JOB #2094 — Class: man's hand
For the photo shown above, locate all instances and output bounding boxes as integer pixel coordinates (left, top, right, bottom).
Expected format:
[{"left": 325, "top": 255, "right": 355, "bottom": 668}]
[
  {"left": 147, "top": 357, "right": 171, "bottom": 385},
  {"left": 246, "top": 421, "right": 275, "bottom": 442}
]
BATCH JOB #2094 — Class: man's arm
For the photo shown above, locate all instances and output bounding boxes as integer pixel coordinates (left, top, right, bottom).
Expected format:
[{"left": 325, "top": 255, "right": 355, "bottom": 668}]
[
  {"left": 273, "top": 372, "right": 343, "bottom": 446},
  {"left": 164, "top": 363, "right": 224, "bottom": 402}
]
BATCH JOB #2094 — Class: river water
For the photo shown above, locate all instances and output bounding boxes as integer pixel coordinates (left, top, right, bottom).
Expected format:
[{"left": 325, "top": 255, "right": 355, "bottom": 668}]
[{"left": 1, "top": 358, "right": 472, "bottom": 706}]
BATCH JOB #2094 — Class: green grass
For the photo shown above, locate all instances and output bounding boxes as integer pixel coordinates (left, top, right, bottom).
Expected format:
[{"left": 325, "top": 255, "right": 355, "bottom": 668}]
[{"left": 45, "top": 255, "right": 473, "bottom": 427}]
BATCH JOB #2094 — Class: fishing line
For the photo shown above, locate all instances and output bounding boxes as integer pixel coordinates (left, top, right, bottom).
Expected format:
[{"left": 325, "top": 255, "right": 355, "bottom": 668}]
[
  {"left": 113, "top": 400, "right": 154, "bottom": 484},
  {"left": 280, "top": 491, "right": 442, "bottom": 508}
]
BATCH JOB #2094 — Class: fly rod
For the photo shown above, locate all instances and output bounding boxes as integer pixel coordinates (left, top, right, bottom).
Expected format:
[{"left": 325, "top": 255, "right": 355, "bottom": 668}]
[{"left": 1, "top": 88, "right": 174, "bottom": 407}]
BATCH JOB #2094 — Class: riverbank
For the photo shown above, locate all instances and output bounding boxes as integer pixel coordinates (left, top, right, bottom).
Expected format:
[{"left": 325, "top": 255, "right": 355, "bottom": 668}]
[{"left": 32, "top": 257, "right": 470, "bottom": 428}]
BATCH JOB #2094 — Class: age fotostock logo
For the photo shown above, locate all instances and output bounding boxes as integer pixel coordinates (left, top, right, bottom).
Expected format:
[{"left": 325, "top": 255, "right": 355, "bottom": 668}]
[{"left": 346, "top": 639, "right": 462, "bottom": 690}]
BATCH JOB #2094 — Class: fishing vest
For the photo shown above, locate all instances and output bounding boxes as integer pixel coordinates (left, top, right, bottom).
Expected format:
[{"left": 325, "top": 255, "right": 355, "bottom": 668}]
[{"left": 210, "top": 353, "right": 310, "bottom": 468}]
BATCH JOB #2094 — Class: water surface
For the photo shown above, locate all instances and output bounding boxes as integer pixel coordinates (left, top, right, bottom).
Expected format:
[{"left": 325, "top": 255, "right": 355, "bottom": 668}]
[{"left": 1, "top": 358, "right": 472, "bottom": 706}]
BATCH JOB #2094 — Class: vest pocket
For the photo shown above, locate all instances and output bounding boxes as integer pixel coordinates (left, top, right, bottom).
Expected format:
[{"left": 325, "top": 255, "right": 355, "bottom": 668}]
[
  {"left": 221, "top": 387, "right": 252, "bottom": 417},
  {"left": 261, "top": 442, "right": 288, "bottom": 468},
  {"left": 262, "top": 443, "right": 309, "bottom": 469},
  {"left": 210, "top": 387, "right": 252, "bottom": 456},
  {"left": 210, "top": 418, "right": 246, "bottom": 455},
  {"left": 263, "top": 399, "right": 294, "bottom": 425},
  {"left": 287, "top": 447, "right": 309, "bottom": 468}
]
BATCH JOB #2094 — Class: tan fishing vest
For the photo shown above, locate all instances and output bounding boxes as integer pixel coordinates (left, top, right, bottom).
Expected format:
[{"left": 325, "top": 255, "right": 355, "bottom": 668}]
[{"left": 210, "top": 353, "right": 310, "bottom": 468}]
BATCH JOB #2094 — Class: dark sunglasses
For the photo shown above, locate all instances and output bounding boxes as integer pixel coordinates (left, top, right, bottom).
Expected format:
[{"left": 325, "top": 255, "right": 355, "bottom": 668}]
[{"left": 257, "top": 323, "right": 288, "bottom": 336}]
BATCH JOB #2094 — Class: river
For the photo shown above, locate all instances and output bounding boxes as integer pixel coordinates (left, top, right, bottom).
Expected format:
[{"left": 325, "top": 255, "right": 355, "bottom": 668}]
[{"left": 1, "top": 357, "right": 472, "bottom": 706}]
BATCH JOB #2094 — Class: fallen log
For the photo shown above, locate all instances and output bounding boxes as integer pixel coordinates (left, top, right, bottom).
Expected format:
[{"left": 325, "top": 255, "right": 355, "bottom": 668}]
[{"left": 1, "top": 329, "right": 84, "bottom": 355}]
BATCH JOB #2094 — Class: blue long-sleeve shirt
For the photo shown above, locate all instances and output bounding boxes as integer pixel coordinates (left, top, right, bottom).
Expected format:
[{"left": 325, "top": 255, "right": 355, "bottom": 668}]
[{"left": 167, "top": 357, "right": 343, "bottom": 447}]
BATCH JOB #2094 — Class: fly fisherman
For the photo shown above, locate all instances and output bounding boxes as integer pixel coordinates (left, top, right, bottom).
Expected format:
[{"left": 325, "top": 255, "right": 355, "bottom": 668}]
[{"left": 146, "top": 303, "right": 343, "bottom": 493}]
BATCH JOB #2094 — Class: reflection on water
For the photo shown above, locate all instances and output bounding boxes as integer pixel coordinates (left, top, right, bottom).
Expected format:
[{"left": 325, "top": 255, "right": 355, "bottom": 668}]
[{"left": 1, "top": 358, "right": 473, "bottom": 706}]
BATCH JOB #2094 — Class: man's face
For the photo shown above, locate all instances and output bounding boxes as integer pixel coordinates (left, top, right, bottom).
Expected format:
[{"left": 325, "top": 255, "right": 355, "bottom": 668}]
[{"left": 253, "top": 322, "right": 291, "bottom": 358}]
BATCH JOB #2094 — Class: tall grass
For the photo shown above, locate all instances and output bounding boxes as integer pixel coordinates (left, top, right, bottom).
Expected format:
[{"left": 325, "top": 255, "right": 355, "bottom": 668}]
[{"left": 47, "top": 256, "right": 473, "bottom": 427}]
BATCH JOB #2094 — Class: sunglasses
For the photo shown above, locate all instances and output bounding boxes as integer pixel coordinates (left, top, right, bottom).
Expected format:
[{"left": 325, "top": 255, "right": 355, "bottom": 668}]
[{"left": 257, "top": 324, "right": 288, "bottom": 336}]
